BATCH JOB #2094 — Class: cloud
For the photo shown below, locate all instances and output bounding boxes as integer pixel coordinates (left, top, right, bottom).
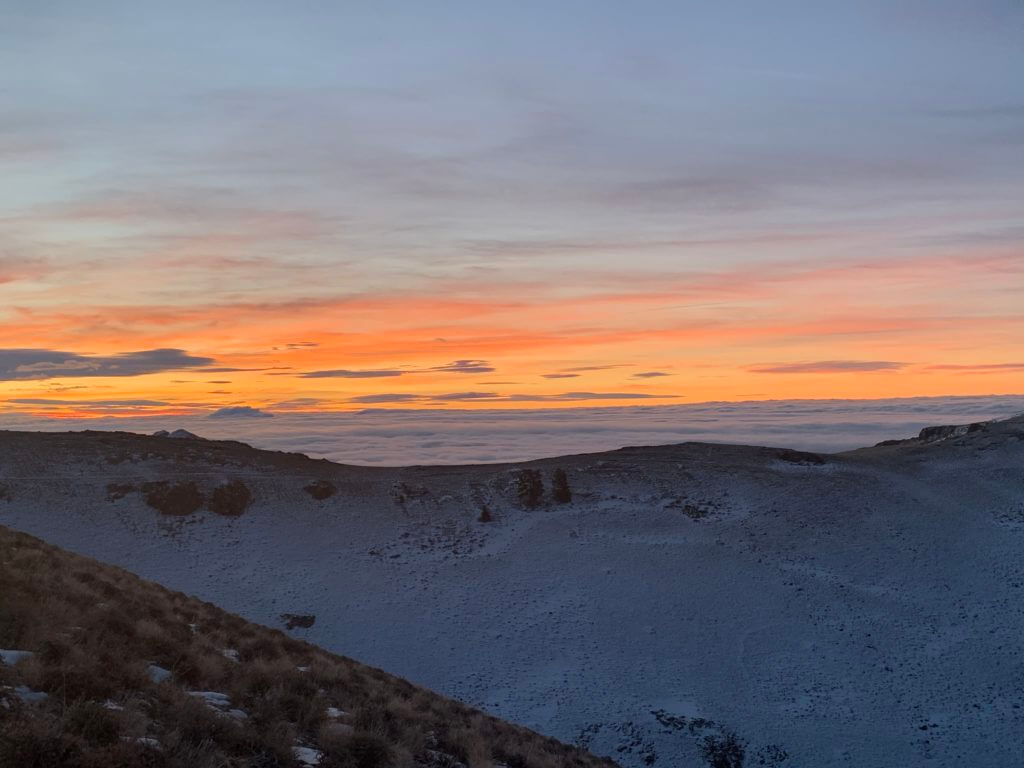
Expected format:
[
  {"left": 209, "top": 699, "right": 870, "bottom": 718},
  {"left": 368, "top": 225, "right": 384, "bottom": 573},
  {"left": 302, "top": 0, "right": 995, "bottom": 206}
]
[
  {"left": 926, "top": 362, "right": 1024, "bottom": 372},
  {"left": 349, "top": 393, "right": 423, "bottom": 404},
  {"left": 6, "top": 398, "right": 169, "bottom": 406},
  {"left": 301, "top": 359, "right": 494, "bottom": 378},
  {"left": 301, "top": 369, "right": 405, "bottom": 379},
  {"left": 429, "top": 391, "right": 500, "bottom": 401},
  {"left": 749, "top": 360, "right": 907, "bottom": 374},
  {"left": 632, "top": 371, "right": 671, "bottom": 378},
  {"left": 0, "top": 255, "right": 47, "bottom": 285},
  {"left": 0, "top": 348, "right": 215, "bottom": 380},
  {"left": 562, "top": 365, "right": 631, "bottom": 372},
  {"left": 541, "top": 373, "right": 580, "bottom": 379},
  {"left": 429, "top": 359, "right": 496, "bottom": 374},
  {"left": 347, "top": 390, "right": 675, "bottom": 405},
  {"left": 208, "top": 406, "right": 273, "bottom": 418},
  {"left": 526, "top": 392, "right": 673, "bottom": 401},
  {"left": 5, "top": 395, "right": 1024, "bottom": 464},
  {"left": 272, "top": 397, "right": 331, "bottom": 410},
  {"left": 205, "top": 366, "right": 292, "bottom": 373}
]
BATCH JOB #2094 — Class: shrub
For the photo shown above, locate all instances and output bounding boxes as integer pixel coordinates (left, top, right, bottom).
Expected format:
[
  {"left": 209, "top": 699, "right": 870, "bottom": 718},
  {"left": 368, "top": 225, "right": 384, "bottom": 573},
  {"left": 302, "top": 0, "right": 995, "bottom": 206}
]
[
  {"left": 142, "top": 482, "right": 204, "bottom": 516},
  {"left": 209, "top": 480, "right": 252, "bottom": 517},
  {"left": 0, "top": 718, "right": 81, "bottom": 768},
  {"left": 305, "top": 480, "right": 337, "bottom": 500},
  {"left": 551, "top": 469, "right": 571, "bottom": 504},
  {"left": 321, "top": 733, "right": 393, "bottom": 768},
  {"left": 701, "top": 731, "right": 746, "bottom": 768},
  {"left": 515, "top": 470, "right": 544, "bottom": 509},
  {"left": 64, "top": 700, "right": 121, "bottom": 747}
]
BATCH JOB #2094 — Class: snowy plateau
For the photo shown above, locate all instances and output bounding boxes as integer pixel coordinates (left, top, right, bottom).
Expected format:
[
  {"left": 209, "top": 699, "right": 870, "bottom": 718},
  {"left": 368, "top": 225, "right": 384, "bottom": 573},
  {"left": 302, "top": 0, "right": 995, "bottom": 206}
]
[{"left": 1, "top": 417, "right": 1023, "bottom": 767}]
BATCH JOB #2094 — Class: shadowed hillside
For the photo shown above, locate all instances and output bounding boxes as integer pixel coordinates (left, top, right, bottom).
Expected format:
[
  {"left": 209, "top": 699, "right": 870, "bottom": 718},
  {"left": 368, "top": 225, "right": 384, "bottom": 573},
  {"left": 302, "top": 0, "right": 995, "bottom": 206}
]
[{"left": 0, "top": 525, "right": 619, "bottom": 768}]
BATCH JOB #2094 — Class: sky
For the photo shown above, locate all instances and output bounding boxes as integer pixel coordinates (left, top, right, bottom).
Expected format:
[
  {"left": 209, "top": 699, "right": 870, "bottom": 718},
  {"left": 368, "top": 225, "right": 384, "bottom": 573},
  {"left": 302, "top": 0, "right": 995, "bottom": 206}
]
[{"left": 1, "top": 1, "right": 1022, "bottom": 423}]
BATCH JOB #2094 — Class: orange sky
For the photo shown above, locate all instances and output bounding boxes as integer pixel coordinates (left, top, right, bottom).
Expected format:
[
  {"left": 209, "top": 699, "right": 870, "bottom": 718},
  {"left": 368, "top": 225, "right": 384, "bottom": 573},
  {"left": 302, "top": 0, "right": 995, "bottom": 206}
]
[{"left": 2, "top": 242, "right": 1022, "bottom": 419}]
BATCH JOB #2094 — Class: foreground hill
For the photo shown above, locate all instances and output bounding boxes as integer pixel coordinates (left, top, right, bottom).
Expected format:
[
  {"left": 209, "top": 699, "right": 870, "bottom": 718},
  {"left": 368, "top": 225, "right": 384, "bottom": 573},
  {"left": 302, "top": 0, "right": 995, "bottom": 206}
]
[
  {"left": 0, "top": 525, "right": 618, "bottom": 768},
  {"left": 1, "top": 417, "right": 1023, "bottom": 766}
]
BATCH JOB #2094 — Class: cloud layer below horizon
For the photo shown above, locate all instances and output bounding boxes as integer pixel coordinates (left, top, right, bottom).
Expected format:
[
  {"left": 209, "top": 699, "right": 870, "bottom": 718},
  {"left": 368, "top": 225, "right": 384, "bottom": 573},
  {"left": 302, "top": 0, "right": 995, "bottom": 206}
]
[{"left": 3, "top": 395, "right": 1021, "bottom": 465}]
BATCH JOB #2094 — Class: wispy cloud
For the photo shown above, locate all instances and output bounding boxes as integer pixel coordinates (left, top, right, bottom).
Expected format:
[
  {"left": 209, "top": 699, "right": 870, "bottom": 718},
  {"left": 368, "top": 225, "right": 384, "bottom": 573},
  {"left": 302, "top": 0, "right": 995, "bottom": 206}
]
[
  {"left": 0, "top": 255, "right": 48, "bottom": 285},
  {"left": 349, "top": 390, "right": 676, "bottom": 404},
  {"left": 6, "top": 398, "right": 169, "bottom": 406},
  {"left": 429, "top": 359, "right": 496, "bottom": 374},
  {"left": 301, "top": 359, "right": 494, "bottom": 379},
  {"left": 749, "top": 360, "right": 907, "bottom": 374},
  {"left": 926, "top": 362, "right": 1024, "bottom": 371},
  {"left": 301, "top": 369, "right": 405, "bottom": 379},
  {"left": 208, "top": 406, "right": 273, "bottom": 418},
  {"left": 632, "top": 371, "right": 671, "bottom": 378},
  {"left": 0, "top": 348, "right": 214, "bottom": 380},
  {"left": 349, "top": 393, "right": 423, "bottom": 404}
]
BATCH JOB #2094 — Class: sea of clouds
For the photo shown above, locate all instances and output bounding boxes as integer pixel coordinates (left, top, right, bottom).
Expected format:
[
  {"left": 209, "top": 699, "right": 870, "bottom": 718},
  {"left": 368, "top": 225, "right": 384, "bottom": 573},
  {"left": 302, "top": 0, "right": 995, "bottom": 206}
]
[{"left": 3, "top": 395, "right": 1023, "bottom": 465}]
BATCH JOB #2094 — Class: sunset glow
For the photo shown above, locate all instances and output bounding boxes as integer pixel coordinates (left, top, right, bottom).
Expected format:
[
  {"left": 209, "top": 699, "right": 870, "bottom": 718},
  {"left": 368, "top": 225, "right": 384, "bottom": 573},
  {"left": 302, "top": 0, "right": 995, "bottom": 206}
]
[{"left": 2, "top": 2, "right": 1022, "bottom": 421}]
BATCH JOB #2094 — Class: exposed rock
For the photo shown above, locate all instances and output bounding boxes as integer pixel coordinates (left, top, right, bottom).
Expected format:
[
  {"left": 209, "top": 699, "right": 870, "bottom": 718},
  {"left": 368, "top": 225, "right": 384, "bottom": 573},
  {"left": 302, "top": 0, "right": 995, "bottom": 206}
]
[
  {"left": 918, "top": 421, "right": 989, "bottom": 443},
  {"left": 771, "top": 448, "right": 826, "bottom": 465},
  {"left": 106, "top": 482, "right": 135, "bottom": 501},
  {"left": 281, "top": 613, "right": 316, "bottom": 630},
  {"left": 152, "top": 429, "right": 202, "bottom": 439}
]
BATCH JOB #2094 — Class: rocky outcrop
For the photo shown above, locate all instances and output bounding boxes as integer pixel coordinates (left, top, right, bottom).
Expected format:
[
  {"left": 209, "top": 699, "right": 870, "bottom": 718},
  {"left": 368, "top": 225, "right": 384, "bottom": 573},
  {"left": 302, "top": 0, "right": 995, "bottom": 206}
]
[{"left": 918, "top": 421, "right": 989, "bottom": 443}]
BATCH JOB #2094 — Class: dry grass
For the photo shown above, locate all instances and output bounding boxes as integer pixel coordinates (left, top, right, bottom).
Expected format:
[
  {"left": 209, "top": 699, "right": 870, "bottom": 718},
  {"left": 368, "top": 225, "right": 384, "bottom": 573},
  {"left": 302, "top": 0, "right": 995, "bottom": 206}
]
[{"left": 0, "top": 525, "right": 619, "bottom": 768}]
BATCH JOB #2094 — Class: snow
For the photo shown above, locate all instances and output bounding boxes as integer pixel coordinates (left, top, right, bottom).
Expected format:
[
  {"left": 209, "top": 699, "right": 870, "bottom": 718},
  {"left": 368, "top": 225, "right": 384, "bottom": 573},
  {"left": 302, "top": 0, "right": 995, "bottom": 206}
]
[
  {"left": 5, "top": 685, "right": 48, "bottom": 704},
  {"left": 0, "top": 649, "right": 33, "bottom": 666},
  {"left": 188, "top": 690, "right": 231, "bottom": 706},
  {"left": 188, "top": 690, "right": 247, "bottom": 720},
  {"left": 147, "top": 664, "right": 171, "bottom": 683},
  {"left": 221, "top": 648, "right": 239, "bottom": 662},
  {"left": 292, "top": 746, "right": 322, "bottom": 766},
  {"left": 2, "top": 418, "right": 1024, "bottom": 766}
]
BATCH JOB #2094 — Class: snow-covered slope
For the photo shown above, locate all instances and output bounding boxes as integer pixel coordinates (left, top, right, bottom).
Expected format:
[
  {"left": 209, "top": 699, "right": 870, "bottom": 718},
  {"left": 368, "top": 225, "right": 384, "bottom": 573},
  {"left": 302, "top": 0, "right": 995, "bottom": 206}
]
[{"left": 1, "top": 419, "right": 1023, "bottom": 767}]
